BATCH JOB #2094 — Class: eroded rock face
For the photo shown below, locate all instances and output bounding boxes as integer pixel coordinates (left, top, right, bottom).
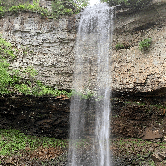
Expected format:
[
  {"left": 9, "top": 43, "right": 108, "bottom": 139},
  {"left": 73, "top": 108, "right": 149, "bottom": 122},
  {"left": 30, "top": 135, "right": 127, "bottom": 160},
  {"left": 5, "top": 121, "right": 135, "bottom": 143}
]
[
  {"left": 112, "top": 2, "right": 166, "bottom": 92},
  {"left": 0, "top": 12, "right": 77, "bottom": 89},
  {"left": 143, "top": 127, "right": 163, "bottom": 140},
  {"left": 0, "top": 2, "right": 166, "bottom": 92},
  {"left": 111, "top": 88, "right": 166, "bottom": 139}
]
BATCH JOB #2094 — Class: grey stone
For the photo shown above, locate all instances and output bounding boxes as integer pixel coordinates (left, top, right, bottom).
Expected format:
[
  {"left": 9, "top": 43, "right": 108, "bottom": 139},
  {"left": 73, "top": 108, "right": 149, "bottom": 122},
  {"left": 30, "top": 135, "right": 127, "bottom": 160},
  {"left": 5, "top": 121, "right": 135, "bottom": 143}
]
[
  {"left": 151, "top": 151, "right": 163, "bottom": 162},
  {"left": 142, "top": 127, "right": 163, "bottom": 140},
  {"left": 158, "top": 152, "right": 166, "bottom": 160}
]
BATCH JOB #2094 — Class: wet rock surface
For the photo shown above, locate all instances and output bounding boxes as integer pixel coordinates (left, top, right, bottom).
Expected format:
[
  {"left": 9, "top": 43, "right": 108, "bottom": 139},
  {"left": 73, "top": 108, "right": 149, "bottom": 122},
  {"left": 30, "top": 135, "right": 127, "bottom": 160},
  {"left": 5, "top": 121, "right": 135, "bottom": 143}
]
[
  {"left": 111, "top": 88, "right": 166, "bottom": 139},
  {"left": 0, "top": 94, "right": 70, "bottom": 139},
  {"left": 0, "top": 1, "right": 166, "bottom": 165},
  {"left": 110, "top": 88, "right": 166, "bottom": 165}
]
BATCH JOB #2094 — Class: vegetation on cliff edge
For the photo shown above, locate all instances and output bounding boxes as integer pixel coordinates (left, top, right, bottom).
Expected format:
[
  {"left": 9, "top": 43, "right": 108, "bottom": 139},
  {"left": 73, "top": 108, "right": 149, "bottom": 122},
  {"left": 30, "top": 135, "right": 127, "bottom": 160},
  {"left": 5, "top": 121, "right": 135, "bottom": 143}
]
[
  {"left": 0, "top": 0, "right": 154, "bottom": 19},
  {"left": 101, "top": 0, "right": 153, "bottom": 9},
  {"left": 0, "top": 0, "right": 89, "bottom": 18}
]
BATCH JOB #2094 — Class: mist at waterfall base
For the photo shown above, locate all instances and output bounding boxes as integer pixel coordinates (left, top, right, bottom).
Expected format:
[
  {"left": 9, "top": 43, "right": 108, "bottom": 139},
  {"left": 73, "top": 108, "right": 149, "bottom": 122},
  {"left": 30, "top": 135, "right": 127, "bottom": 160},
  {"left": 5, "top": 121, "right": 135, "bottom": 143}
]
[{"left": 68, "top": 2, "right": 114, "bottom": 166}]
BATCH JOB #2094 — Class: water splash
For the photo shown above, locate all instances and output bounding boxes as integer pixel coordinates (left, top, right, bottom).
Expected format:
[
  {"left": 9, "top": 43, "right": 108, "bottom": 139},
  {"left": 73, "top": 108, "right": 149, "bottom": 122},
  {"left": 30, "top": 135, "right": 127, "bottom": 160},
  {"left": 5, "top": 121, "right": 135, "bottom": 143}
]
[{"left": 68, "top": 2, "right": 114, "bottom": 166}]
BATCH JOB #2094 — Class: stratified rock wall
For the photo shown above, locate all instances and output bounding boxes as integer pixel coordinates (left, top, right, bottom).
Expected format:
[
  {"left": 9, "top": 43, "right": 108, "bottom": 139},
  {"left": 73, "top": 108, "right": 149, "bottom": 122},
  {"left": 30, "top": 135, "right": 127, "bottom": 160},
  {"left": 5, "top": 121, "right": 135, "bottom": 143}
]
[
  {"left": 112, "top": 26, "right": 166, "bottom": 92},
  {"left": 0, "top": 12, "right": 76, "bottom": 89},
  {"left": 112, "top": 2, "right": 166, "bottom": 92},
  {"left": 0, "top": 2, "right": 166, "bottom": 92}
]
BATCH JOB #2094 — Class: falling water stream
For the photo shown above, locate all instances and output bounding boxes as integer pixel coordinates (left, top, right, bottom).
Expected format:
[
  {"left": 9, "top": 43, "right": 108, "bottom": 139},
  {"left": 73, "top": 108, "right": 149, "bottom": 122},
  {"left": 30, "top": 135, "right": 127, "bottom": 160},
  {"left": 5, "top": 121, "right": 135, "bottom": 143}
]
[{"left": 68, "top": 1, "right": 114, "bottom": 166}]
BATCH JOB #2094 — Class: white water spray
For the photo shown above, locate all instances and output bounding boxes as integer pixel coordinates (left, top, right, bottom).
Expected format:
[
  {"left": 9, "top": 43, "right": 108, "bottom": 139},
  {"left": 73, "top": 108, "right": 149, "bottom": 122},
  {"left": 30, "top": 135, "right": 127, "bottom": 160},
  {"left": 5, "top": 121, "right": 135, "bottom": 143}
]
[
  {"left": 68, "top": 2, "right": 114, "bottom": 166},
  {"left": 90, "top": 0, "right": 100, "bottom": 6}
]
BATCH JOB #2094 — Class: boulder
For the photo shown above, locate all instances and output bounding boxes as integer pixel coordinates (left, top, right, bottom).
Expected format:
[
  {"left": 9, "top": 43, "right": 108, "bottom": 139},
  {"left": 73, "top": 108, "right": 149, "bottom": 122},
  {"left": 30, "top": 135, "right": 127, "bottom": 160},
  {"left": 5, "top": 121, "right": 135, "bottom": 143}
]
[
  {"left": 142, "top": 127, "right": 163, "bottom": 140},
  {"left": 151, "top": 151, "right": 163, "bottom": 162}
]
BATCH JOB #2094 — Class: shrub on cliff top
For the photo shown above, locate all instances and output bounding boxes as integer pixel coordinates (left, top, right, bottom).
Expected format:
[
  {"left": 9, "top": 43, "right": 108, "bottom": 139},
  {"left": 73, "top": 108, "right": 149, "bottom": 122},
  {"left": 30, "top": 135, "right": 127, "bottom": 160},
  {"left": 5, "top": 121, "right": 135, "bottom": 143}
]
[
  {"left": 0, "top": 0, "right": 49, "bottom": 18},
  {"left": 51, "top": 0, "right": 89, "bottom": 18},
  {"left": 101, "top": 0, "right": 152, "bottom": 9},
  {"left": 0, "top": 0, "right": 89, "bottom": 18}
]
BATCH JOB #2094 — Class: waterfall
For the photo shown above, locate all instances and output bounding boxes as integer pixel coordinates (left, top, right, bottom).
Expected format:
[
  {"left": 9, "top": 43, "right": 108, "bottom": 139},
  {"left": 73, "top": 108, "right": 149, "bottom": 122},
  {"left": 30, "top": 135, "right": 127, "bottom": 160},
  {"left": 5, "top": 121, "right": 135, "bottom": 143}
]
[
  {"left": 90, "top": 0, "right": 100, "bottom": 6},
  {"left": 68, "top": 2, "right": 114, "bottom": 166}
]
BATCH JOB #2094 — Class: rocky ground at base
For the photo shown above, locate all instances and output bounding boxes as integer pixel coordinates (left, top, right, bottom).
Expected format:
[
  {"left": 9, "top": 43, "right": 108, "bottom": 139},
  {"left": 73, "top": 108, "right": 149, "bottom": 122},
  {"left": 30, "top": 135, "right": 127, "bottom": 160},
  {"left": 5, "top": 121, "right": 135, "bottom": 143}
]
[
  {"left": 1, "top": 88, "right": 166, "bottom": 165},
  {"left": 1, "top": 137, "right": 166, "bottom": 166}
]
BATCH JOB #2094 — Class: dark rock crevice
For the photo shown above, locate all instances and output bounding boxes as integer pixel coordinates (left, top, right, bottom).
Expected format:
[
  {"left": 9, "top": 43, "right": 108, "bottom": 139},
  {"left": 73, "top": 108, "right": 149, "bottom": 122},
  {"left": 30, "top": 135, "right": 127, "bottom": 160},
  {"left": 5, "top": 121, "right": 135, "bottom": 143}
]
[
  {"left": 1, "top": 87, "right": 166, "bottom": 140},
  {"left": 0, "top": 95, "right": 70, "bottom": 139}
]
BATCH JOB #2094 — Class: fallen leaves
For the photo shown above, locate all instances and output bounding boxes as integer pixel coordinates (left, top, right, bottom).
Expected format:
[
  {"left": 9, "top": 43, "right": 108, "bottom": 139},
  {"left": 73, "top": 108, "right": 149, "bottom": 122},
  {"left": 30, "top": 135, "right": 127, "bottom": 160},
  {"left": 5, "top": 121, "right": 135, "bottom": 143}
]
[{"left": 29, "top": 146, "right": 65, "bottom": 160}]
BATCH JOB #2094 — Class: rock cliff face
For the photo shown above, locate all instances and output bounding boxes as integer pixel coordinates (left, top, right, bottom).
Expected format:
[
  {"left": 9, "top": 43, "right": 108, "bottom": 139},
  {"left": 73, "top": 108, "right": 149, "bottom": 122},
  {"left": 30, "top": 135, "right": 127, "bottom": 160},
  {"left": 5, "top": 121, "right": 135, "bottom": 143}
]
[
  {"left": 0, "top": 12, "right": 77, "bottom": 89},
  {"left": 0, "top": 1, "right": 166, "bottom": 92},
  {"left": 112, "top": 2, "right": 166, "bottom": 92}
]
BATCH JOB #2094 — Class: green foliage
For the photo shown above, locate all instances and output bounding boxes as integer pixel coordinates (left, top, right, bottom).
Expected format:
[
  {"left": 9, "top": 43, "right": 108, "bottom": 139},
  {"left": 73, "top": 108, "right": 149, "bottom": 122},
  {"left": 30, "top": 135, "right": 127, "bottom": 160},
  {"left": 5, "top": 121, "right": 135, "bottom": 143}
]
[
  {"left": 14, "top": 83, "right": 32, "bottom": 95},
  {"left": 101, "top": 0, "right": 129, "bottom": 6},
  {"left": 0, "top": 129, "right": 68, "bottom": 156},
  {"left": 115, "top": 43, "right": 125, "bottom": 50},
  {"left": 9, "top": 5, "right": 25, "bottom": 12},
  {"left": 73, "top": 0, "right": 89, "bottom": 11},
  {"left": 33, "top": 0, "right": 40, "bottom": 7},
  {"left": 0, "top": 0, "right": 89, "bottom": 18},
  {"left": 0, "top": 129, "right": 29, "bottom": 156},
  {"left": 51, "top": 0, "right": 89, "bottom": 18},
  {"left": 8, "top": 1, "right": 49, "bottom": 17},
  {"left": 139, "top": 38, "right": 152, "bottom": 51},
  {"left": 101, "top": 0, "right": 152, "bottom": 9},
  {"left": 21, "top": 66, "right": 38, "bottom": 78},
  {"left": 0, "top": 36, "right": 17, "bottom": 94},
  {"left": 71, "top": 89, "right": 104, "bottom": 100},
  {"left": 0, "top": 0, "right": 49, "bottom": 18},
  {"left": 0, "top": 60, "right": 12, "bottom": 94},
  {"left": 0, "top": 36, "right": 16, "bottom": 59},
  {"left": 0, "top": 6, "right": 5, "bottom": 17},
  {"left": 51, "top": 0, "right": 73, "bottom": 18}
]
